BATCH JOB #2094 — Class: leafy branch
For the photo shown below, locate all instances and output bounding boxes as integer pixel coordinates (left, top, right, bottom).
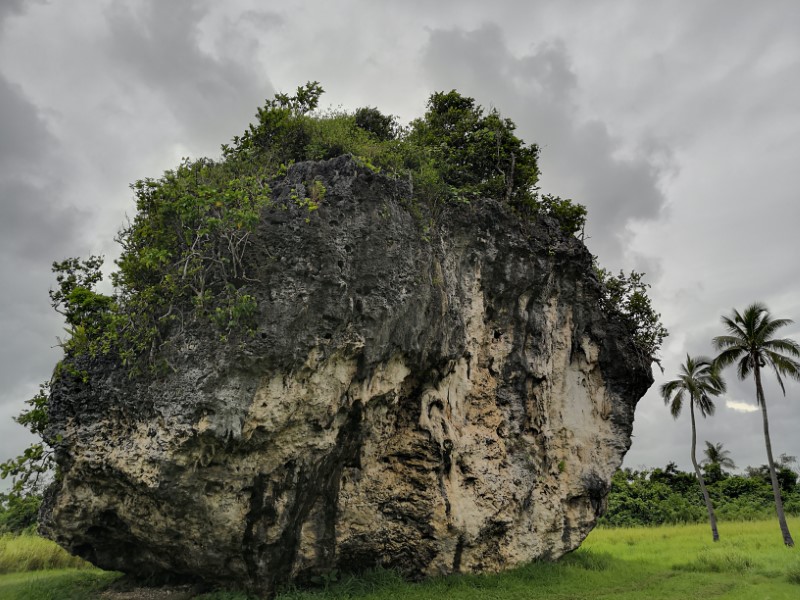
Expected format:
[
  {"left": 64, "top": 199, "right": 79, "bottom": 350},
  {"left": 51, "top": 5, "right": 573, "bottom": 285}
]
[{"left": 596, "top": 268, "right": 668, "bottom": 363}]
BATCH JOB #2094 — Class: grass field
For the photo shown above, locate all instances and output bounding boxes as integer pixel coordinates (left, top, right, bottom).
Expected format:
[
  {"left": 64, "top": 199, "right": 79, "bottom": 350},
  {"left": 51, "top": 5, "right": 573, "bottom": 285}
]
[
  {"left": 0, "top": 533, "right": 93, "bottom": 574},
  {"left": 0, "top": 519, "right": 797, "bottom": 599}
]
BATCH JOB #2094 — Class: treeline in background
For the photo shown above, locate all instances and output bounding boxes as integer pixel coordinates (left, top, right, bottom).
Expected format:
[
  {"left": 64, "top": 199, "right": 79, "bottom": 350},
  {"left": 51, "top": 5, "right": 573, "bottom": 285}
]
[{"left": 602, "top": 447, "right": 800, "bottom": 527}]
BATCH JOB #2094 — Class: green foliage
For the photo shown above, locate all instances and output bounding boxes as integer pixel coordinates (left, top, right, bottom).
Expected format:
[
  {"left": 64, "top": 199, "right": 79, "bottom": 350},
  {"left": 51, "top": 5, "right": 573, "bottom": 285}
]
[
  {"left": 225, "top": 81, "right": 324, "bottom": 165},
  {"left": 596, "top": 268, "right": 668, "bottom": 361},
  {"left": 405, "top": 90, "right": 541, "bottom": 209},
  {"left": 0, "top": 384, "right": 55, "bottom": 534},
  {"left": 38, "top": 155, "right": 272, "bottom": 374},
  {"left": 745, "top": 464, "right": 799, "bottom": 493},
  {"left": 49, "top": 257, "right": 114, "bottom": 357},
  {"left": 701, "top": 462, "right": 725, "bottom": 485},
  {"left": 290, "top": 179, "right": 327, "bottom": 223},
  {"left": 354, "top": 106, "right": 397, "bottom": 141},
  {"left": 601, "top": 464, "right": 800, "bottom": 528},
  {"left": 211, "top": 290, "right": 258, "bottom": 334},
  {"left": 225, "top": 83, "right": 582, "bottom": 225},
  {"left": 0, "top": 497, "right": 40, "bottom": 535},
  {"left": 107, "top": 156, "right": 271, "bottom": 368},
  {"left": 536, "top": 194, "right": 587, "bottom": 236},
  {"left": 601, "top": 468, "right": 706, "bottom": 527}
]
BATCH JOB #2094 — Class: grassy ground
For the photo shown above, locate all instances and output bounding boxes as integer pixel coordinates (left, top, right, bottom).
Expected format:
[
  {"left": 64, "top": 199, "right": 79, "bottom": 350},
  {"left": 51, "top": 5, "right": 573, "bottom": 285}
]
[
  {"left": 0, "top": 519, "right": 797, "bottom": 599},
  {"left": 0, "top": 569, "right": 119, "bottom": 599},
  {"left": 0, "top": 533, "right": 93, "bottom": 573}
]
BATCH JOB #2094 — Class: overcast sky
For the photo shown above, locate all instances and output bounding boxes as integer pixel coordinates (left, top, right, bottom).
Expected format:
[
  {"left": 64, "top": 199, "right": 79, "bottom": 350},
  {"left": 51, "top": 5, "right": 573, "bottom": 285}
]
[{"left": 1, "top": 0, "right": 799, "bottom": 482}]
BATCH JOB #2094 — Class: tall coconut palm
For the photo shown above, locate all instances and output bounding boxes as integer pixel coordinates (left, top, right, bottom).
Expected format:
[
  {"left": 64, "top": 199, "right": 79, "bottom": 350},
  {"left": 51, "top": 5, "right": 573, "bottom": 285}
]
[
  {"left": 702, "top": 441, "right": 737, "bottom": 472},
  {"left": 713, "top": 302, "right": 800, "bottom": 547},
  {"left": 661, "top": 355, "right": 726, "bottom": 542}
]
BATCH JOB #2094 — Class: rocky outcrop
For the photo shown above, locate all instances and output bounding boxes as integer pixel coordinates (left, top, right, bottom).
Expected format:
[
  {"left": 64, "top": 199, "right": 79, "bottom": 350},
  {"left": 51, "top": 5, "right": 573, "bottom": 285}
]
[{"left": 41, "top": 156, "right": 652, "bottom": 595}]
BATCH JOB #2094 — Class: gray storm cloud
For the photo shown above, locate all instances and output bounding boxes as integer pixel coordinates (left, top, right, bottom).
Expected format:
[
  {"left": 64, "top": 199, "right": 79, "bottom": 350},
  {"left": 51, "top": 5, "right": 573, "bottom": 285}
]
[
  {"left": 0, "top": 70, "right": 88, "bottom": 464},
  {"left": 103, "top": 0, "right": 274, "bottom": 154}
]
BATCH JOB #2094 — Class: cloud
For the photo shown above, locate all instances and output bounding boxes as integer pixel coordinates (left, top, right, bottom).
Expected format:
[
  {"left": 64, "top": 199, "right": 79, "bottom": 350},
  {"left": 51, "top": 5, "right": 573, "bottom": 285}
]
[
  {"left": 0, "top": 66, "right": 91, "bottom": 476},
  {"left": 420, "top": 23, "right": 670, "bottom": 268},
  {"left": 0, "top": 76, "right": 51, "bottom": 178},
  {"left": 0, "top": 0, "right": 30, "bottom": 21},
  {"left": 726, "top": 400, "right": 758, "bottom": 413},
  {"left": 102, "top": 0, "right": 274, "bottom": 155}
]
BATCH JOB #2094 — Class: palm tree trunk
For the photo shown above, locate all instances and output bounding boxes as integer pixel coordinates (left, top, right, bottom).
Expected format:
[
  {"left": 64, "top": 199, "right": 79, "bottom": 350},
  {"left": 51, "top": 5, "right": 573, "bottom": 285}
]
[
  {"left": 690, "top": 400, "right": 719, "bottom": 542},
  {"left": 754, "top": 365, "right": 794, "bottom": 547}
]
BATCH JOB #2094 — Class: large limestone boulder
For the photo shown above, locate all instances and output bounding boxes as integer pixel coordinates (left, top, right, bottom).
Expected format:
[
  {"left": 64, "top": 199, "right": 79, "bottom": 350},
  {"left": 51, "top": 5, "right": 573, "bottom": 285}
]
[{"left": 41, "top": 156, "right": 652, "bottom": 595}]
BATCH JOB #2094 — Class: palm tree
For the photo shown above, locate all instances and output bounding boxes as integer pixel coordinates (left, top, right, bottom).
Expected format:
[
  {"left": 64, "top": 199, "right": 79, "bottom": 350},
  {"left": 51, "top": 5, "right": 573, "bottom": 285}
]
[
  {"left": 713, "top": 302, "right": 800, "bottom": 547},
  {"left": 702, "top": 441, "right": 737, "bottom": 472},
  {"left": 661, "top": 355, "right": 726, "bottom": 542}
]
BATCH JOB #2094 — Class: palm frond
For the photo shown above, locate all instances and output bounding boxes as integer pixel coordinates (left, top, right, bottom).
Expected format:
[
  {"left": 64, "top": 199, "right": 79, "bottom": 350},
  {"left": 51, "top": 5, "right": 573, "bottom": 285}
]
[
  {"left": 737, "top": 355, "right": 753, "bottom": 381},
  {"left": 669, "top": 392, "right": 684, "bottom": 418},
  {"left": 718, "top": 315, "right": 748, "bottom": 343},
  {"left": 763, "top": 337, "right": 800, "bottom": 358},
  {"left": 663, "top": 355, "right": 725, "bottom": 422},
  {"left": 660, "top": 379, "right": 682, "bottom": 401},
  {"left": 771, "top": 362, "right": 786, "bottom": 395},
  {"left": 717, "top": 302, "right": 799, "bottom": 405},
  {"left": 742, "top": 302, "right": 768, "bottom": 329},
  {"left": 713, "top": 345, "right": 744, "bottom": 369},
  {"left": 702, "top": 441, "right": 736, "bottom": 469},
  {"left": 760, "top": 316, "right": 793, "bottom": 337},
  {"left": 765, "top": 350, "right": 800, "bottom": 395},
  {"left": 766, "top": 351, "right": 800, "bottom": 379},
  {"left": 697, "top": 393, "right": 716, "bottom": 417}
]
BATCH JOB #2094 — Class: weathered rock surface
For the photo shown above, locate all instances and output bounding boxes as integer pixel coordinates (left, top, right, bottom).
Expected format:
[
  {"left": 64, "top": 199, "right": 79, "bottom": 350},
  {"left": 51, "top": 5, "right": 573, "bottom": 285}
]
[{"left": 41, "top": 156, "right": 653, "bottom": 595}]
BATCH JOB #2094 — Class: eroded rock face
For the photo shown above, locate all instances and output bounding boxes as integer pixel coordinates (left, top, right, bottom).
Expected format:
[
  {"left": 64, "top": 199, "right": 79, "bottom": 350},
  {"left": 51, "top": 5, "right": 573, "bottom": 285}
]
[{"left": 41, "top": 156, "right": 653, "bottom": 595}]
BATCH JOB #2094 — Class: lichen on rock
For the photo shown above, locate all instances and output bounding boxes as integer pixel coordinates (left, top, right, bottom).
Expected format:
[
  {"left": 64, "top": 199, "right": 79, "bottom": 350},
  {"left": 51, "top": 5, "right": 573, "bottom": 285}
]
[{"left": 40, "top": 155, "right": 653, "bottom": 595}]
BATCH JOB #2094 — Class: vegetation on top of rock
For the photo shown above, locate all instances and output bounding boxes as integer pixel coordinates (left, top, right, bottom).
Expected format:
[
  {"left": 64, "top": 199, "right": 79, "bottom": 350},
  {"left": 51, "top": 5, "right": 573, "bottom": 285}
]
[
  {"left": 596, "top": 268, "right": 668, "bottom": 363},
  {"left": 226, "top": 83, "right": 544, "bottom": 212},
  {"left": 39, "top": 81, "right": 649, "bottom": 381}
]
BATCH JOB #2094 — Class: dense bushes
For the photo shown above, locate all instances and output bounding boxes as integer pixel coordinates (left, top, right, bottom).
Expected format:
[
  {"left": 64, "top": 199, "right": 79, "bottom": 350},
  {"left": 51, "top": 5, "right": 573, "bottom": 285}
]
[
  {"left": 601, "top": 463, "right": 800, "bottom": 527},
  {"left": 227, "top": 84, "right": 552, "bottom": 215}
]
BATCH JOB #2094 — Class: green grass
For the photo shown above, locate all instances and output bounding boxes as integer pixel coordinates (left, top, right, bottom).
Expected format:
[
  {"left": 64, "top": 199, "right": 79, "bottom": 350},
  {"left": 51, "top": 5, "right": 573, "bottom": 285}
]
[
  {"left": 0, "top": 569, "right": 119, "bottom": 600},
  {"left": 0, "top": 534, "right": 93, "bottom": 573},
  {"left": 0, "top": 519, "right": 798, "bottom": 598}
]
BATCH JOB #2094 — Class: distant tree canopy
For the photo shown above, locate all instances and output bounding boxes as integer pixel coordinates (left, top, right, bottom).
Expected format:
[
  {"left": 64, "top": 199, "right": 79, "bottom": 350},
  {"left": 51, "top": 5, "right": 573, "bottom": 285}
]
[{"left": 602, "top": 461, "right": 800, "bottom": 528}]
